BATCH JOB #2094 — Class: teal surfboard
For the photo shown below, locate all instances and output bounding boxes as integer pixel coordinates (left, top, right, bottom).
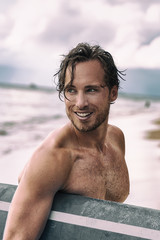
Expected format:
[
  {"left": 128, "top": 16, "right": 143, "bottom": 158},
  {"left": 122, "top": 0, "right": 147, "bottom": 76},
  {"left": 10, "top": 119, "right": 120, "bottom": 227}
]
[{"left": 0, "top": 183, "right": 160, "bottom": 240}]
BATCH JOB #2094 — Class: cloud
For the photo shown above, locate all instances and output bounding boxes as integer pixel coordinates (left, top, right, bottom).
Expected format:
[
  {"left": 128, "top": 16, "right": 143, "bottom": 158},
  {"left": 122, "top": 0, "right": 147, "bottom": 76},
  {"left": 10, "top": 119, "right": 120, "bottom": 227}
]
[
  {"left": 106, "top": 0, "right": 160, "bottom": 8},
  {"left": 0, "top": 14, "right": 14, "bottom": 40},
  {"left": 38, "top": 16, "right": 116, "bottom": 48},
  {"left": 0, "top": 0, "right": 160, "bottom": 90},
  {"left": 136, "top": 3, "right": 160, "bottom": 46},
  {"left": 0, "top": 0, "right": 16, "bottom": 12},
  {"left": 133, "top": 37, "right": 160, "bottom": 68},
  {"left": 140, "top": 29, "right": 160, "bottom": 46},
  {"left": 38, "top": 3, "right": 84, "bottom": 45}
]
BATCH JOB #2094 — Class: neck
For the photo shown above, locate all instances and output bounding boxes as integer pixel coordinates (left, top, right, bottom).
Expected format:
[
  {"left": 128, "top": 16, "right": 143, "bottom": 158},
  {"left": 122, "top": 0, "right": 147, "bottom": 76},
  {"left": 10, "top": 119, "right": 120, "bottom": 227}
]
[{"left": 71, "top": 120, "right": 109, "bottom": 153}]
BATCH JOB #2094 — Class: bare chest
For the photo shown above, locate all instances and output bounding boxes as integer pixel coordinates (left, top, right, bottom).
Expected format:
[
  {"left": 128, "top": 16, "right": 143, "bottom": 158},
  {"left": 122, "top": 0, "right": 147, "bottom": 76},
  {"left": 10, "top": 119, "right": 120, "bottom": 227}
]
[{"left": 62, "top": 149, "right": 129, "bottom": 202}]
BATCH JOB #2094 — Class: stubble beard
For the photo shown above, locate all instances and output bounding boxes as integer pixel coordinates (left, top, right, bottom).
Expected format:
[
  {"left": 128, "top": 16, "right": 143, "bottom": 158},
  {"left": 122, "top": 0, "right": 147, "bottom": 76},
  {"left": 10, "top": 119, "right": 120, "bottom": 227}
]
[{"left": 67, "top": 104, "right": 110, "bottom": 133}]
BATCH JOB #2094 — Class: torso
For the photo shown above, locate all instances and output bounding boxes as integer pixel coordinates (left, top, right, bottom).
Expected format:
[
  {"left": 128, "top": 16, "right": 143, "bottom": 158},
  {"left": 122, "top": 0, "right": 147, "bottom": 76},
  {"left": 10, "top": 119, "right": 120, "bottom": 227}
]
[
  {"left": 62, "top": 145, "right": 129, "bottom": 202},
  {"left": 19, "top": 124, "right": 129, "bottom": 203},
  {"left": 55, "top": 124, "right": 129, "bottom": 202}
]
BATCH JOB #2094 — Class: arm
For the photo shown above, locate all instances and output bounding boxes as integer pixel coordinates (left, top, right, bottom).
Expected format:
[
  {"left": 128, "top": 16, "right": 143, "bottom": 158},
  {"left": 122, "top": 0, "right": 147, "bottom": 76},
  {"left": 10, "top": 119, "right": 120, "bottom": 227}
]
[
  {"left": 116, "top": 126, "right": 130, "bottom": 201},
  {"left": 3, "top": 146, "right": 73, "bottom": 240},
  {"left": 108, "top": 125, "right": 130, "bottom": 202}
]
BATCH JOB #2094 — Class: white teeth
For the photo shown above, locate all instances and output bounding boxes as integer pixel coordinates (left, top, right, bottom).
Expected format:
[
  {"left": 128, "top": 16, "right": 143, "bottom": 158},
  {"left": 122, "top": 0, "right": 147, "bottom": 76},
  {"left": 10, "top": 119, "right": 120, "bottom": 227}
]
[{"left": 76, "top": 112, "right": 91, "bottom": 117}]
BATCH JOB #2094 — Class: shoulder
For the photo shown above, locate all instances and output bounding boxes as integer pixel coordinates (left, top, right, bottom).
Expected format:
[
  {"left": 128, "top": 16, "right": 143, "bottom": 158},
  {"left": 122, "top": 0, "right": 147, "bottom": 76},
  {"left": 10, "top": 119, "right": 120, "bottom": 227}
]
[
  {"left": 108, "top": 124, "right": 125, "bottom": 153},
  {"left": 42, "top": 123, "right": 73, "bottom": 150},
  {"left": 19, "top": 124, "right": 75, "bottom": 187},
  {"left": 20, "top": 145, "right": 75, "bottom": 192},
  {"left": 108, "top": 124, "right": 125, "bottom": 138},
  {"left": 31, "top": 123, "right": 75, "bottom": 174}
]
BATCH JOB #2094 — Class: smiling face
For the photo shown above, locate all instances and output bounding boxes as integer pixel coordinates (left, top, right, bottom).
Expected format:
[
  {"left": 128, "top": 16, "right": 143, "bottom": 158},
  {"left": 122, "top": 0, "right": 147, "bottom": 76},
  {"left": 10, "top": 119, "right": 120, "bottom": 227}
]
[{"left": 64, "top": 60, "right": 118, "bottom": 132}]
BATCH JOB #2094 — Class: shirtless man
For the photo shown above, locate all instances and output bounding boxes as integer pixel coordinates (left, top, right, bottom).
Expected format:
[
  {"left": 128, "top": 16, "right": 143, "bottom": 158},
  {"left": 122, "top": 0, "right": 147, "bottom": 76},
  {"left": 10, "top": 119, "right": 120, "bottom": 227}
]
[{"left": 3, "top": 43, "right": 129, "bottom": 240}]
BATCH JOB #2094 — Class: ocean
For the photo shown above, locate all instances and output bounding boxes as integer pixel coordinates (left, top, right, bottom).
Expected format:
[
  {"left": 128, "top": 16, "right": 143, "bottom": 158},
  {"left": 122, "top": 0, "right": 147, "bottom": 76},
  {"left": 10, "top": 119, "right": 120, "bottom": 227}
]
[{"left": 0, "top": 84, "right": 66, "bottom": 157}]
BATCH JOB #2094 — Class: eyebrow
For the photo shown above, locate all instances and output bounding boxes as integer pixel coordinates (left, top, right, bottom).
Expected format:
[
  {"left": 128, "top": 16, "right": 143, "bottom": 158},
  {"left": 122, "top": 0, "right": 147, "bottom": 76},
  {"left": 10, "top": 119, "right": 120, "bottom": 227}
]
[
  {"left": 64, "top": 84, "right": 107, "bottom": 91},
  {"left": 84, "top": 85, "right": 107, "bottom": 90},
  {"left": 65, "top": 84, "right": 105, "bottom": 88},
  {"left": 85, "top": 85, "right": 103, "bottom": 88},
  {"left": 64, "top": 84, "right": 75, "bottom": 89}
]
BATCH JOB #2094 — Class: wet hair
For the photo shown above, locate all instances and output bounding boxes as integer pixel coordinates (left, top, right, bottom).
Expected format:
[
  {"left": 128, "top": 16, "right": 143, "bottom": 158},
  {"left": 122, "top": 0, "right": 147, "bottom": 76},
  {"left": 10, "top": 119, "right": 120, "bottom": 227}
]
[{"left": 54, "top": 42, "right": 125, "bottom": 100}]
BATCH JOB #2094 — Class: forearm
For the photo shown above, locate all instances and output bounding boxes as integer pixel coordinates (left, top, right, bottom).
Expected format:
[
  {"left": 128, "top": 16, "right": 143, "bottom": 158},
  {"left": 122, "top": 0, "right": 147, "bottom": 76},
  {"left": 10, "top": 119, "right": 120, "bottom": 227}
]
[{"left": 3, "top": 193, "right": 52, "bottom": 240}]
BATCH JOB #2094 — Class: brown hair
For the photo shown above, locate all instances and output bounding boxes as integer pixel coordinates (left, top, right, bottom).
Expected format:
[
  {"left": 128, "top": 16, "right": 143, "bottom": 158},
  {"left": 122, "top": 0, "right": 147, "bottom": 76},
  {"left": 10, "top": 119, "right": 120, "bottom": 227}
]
[{"left": 54, "top": 42, "right": 125, "bottom": 100}]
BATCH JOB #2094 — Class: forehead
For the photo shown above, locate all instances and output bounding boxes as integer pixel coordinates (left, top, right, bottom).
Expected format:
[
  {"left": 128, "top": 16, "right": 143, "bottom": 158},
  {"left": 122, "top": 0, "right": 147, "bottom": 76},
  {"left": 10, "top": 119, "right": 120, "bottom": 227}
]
[{"left": 65, "top": 60, "right": 105, "bottom": 86}]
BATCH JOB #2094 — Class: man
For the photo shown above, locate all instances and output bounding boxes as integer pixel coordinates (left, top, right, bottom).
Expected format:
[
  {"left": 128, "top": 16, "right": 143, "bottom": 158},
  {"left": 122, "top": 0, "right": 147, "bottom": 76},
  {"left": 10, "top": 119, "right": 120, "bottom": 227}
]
[{"left": 3, "top": 43, "right": 129, "bottom": 239}]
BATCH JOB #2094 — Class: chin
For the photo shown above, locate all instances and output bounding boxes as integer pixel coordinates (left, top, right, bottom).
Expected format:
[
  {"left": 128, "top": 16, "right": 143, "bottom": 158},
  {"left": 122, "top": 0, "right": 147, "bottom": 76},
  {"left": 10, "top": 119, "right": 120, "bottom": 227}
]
[{"left": 72, "top": 121, "right": 102, "bottom": 133}]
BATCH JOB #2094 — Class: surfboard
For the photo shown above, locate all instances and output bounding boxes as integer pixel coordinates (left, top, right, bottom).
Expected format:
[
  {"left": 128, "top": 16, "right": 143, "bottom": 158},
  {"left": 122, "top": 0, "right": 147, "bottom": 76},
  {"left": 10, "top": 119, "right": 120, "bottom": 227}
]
[{"left": 0, "top": 183, "right": 160, "bottom": 240}]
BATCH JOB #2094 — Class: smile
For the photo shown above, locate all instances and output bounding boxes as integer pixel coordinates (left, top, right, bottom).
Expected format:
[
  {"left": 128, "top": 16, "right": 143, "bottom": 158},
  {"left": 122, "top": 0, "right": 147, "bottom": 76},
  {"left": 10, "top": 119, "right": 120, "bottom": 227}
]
[{"left": 75, "top": 112, "right": 93, "bottom": 118}]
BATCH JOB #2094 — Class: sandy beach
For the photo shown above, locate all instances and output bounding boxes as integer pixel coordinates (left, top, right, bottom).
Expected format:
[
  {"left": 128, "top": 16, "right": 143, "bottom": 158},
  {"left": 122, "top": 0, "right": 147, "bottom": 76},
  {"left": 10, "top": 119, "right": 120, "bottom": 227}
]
[
  {"left": 112, "top": 111, "right": 160, "bottom": 210},
  {"left": 0, "top": 86, "right": 160, "bottom": 210}
]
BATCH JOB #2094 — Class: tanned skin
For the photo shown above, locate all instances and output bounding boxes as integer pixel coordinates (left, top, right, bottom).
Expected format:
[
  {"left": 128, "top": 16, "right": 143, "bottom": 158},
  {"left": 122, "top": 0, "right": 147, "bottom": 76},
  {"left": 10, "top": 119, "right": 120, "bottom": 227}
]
[{"left": 3, "top": 60, "right": 129, "bottom": 240}]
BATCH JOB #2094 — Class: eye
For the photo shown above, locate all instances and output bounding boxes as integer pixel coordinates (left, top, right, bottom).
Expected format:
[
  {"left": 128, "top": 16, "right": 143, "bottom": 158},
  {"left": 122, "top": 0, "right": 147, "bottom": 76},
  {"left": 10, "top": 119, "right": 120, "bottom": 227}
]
[
  {"left": 86, "top": 88, "right": 98, "bottom": 93},
  {"left": 65, "top": 87, "right": 76, "bottom": 94},
  {"left": 64, "top": 87, "right": 77, "bottom": 101}
]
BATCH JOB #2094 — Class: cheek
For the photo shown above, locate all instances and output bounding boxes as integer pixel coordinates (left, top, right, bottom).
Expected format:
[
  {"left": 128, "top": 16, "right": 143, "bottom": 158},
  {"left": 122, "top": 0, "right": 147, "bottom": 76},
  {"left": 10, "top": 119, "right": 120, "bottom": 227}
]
[
  {"left": 95, "top": 94, "right": 110, "bottom": 104},
  {"left": 65, "top": 101, "right": 73, "bottom": 114},
  {"left": 64, "top": 99, "right": 70, "bottom": 107}
]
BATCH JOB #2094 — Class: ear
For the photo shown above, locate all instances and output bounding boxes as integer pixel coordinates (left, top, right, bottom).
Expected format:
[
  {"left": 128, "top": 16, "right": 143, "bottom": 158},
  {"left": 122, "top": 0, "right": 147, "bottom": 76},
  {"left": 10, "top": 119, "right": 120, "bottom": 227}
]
[{"left": 109, "top": 85, "right": 118, "bottom": 102}]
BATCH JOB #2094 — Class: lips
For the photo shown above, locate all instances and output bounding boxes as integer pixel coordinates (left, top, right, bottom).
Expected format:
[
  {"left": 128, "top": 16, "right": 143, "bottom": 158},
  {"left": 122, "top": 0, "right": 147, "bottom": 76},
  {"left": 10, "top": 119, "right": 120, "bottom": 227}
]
[
  {"left": 76, "top": 112, "right": 91, "bottom": 117},
  {"left": 75, "top": 112, "right": 93, "bottom": 119}
]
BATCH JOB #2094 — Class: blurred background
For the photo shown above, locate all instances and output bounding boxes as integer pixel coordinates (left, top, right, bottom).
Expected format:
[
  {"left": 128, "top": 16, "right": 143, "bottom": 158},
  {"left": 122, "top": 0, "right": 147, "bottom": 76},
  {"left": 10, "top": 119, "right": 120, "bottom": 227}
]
[{"left": 0, "top": 0, "right": 160, "bottom": 210}]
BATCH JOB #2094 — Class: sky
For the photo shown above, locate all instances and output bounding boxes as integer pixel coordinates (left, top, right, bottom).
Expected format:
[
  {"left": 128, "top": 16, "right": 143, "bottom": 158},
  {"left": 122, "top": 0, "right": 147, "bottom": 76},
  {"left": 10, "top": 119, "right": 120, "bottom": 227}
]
[{"left": 0, "top": 0, "right": 160, "bottom": 96}]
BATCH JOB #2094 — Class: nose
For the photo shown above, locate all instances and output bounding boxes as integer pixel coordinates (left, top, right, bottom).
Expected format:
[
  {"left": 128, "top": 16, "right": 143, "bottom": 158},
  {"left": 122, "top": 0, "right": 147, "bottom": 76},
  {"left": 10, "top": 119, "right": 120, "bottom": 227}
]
[{"left": 75, "top": 91, "right": 88, "bottom": 109}]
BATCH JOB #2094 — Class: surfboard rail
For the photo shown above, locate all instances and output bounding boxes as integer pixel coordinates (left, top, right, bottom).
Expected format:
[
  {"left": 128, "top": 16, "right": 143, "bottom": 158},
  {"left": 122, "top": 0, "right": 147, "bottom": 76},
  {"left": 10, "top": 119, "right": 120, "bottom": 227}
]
[{"left": 0, "top": 183, "right": 160, "bottom": 240}]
